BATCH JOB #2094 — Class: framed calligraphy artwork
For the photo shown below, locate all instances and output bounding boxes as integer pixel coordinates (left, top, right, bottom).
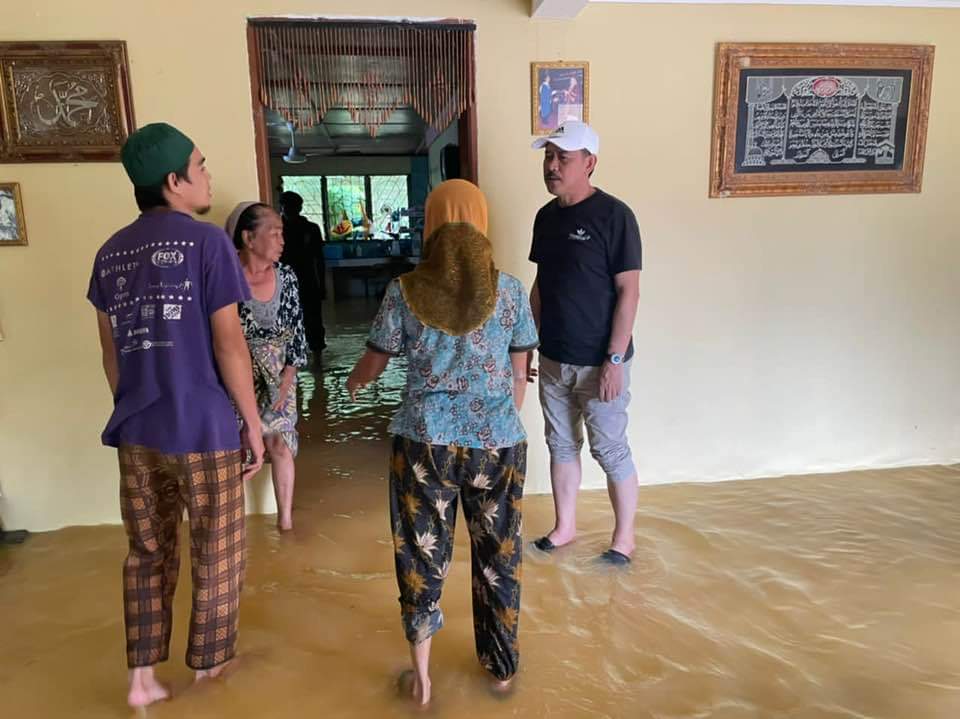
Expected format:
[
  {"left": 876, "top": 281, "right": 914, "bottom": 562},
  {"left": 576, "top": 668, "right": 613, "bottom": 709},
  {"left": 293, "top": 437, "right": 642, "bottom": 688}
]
[
  {"left": 709, "top": 43, "right": 934, "bottom": 197},
  {"left": 0, "top": 41, "right": 135, "bottom": 163}
]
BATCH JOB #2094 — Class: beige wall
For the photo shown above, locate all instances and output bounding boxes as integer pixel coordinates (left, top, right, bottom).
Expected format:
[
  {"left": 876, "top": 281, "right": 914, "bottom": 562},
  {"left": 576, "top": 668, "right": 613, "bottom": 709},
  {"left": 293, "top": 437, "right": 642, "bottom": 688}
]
[{"left": 1, "top": 0, "right": 958, "bottom": 531}]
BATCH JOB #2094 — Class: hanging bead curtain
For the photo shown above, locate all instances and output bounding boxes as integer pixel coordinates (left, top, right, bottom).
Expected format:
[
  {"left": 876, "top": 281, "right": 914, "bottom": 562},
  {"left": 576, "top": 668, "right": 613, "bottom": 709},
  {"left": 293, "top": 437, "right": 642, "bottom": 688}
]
[{"left": 251, "top": 20, "right": 476, "bottom": 137}]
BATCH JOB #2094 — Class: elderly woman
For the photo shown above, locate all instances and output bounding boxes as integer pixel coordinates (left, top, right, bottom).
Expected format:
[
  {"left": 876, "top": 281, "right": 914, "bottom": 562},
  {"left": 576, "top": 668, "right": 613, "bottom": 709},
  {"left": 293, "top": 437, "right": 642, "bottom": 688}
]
[
  {"left": 226, "top": 202, "right": 308, "bottom": 531},
  {"left": 347, "top": 180, "right": 539, "bottom": 705}
]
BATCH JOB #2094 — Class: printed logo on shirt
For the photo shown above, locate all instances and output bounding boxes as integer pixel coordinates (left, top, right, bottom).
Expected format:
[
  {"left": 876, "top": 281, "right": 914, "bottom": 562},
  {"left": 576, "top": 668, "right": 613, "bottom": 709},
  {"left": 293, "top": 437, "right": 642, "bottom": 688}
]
[
  {"left": 568, "top": 228, "right": 591, "bottom": 242},
  {"left": 148, "top": 279, "right": 193, "bottom": 292},
  {"left": 163, "top": 304, "right": 182, "bottom": 320},
  {"left": 151, "top": 248, "right": 184, "bottom": 268},
  {"left": 100, "top": 261, "right": 139, "bottom": 279},
  {"left": 140, "top": 304, "right": 156, "bottom": 320},
  {"left": 109, "top": 315, "right": 117, "bottom": 328},
  {"left": 116, "top": 276, "right": 127, "bottom": 290}
]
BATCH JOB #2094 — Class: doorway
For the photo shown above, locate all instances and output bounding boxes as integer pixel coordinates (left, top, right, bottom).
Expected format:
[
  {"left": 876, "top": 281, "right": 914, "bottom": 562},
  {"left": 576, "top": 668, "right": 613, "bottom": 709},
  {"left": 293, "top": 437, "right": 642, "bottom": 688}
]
[{"left": 244, "top": 17, "right": 478, "bottom": 426}]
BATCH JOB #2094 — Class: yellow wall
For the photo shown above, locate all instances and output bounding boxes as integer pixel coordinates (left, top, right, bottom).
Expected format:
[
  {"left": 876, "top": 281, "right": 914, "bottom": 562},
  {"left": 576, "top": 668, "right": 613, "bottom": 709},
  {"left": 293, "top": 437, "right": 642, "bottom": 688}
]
[{"left": 2, "top": 0, "right": 958, "bottom": 531}]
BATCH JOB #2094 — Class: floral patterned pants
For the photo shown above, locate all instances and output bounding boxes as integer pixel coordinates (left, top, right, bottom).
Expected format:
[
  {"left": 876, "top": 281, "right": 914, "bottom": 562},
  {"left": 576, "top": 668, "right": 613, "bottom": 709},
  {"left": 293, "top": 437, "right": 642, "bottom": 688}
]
[{"left": 389, "top": 436, "right": 526, "bottom": 681}]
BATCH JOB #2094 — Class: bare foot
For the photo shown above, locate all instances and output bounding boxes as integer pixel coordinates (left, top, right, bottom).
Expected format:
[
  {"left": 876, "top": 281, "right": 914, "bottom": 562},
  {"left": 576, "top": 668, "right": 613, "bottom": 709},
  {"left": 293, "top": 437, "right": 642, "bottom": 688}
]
[
  {"left": 610, "top": 534, "right": 635, "bottom": 558},
  {"left": 546, "top": 527, "right": 576, "bottom": 548},
  {"left": 277, "top": 519, "right": 293, "bottom": 532},
  {"left": 412, "top": 674, "right": 431, "bottom": 706},
  {"left": 489, "top": 677, "right": 514, "bottom": 697},
  {"left": 194, "top": 658, "right": 236, "bottom": 682},
  {"left": 127, "top": 668, "right": 170, "bottom": 708},
  {"left": 398, "top": 670, "right": 431, "bottom": 707}
]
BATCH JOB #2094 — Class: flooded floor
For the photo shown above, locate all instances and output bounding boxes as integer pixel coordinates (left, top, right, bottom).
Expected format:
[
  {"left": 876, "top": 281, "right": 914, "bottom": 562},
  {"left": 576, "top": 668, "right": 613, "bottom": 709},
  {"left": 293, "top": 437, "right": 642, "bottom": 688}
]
[{"left": 2, "top": 299, "right": 959, "bottom": 718}]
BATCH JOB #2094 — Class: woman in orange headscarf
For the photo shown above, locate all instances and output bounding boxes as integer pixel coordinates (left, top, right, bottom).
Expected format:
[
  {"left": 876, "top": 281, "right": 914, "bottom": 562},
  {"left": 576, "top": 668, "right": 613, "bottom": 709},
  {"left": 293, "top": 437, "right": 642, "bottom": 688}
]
[{"left": 348, "top": 180, "right": 539, "bottom": 705}]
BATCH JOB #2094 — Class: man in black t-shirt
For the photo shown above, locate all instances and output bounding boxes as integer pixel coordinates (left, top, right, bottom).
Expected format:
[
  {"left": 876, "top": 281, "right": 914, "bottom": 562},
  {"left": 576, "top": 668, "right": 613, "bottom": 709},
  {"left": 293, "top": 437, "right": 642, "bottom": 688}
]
[
  {"left": 280, "top": 191, "right": 326, "bottom": 356},
  {"left": 528, "top": 121, "right": 642, "bottom": 566}
]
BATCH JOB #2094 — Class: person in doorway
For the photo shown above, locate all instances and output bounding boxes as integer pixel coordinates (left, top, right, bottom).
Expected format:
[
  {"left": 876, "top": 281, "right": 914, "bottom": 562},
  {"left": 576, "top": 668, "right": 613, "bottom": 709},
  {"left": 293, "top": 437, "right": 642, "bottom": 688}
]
[
  {"left": 226, "top": 201, "right": 308, "bottom": 532},
  {"left": 278, "top": 191, "right": 326, "bottom": 357},
  {"left": 527, "top": 121, "right": 643, "bottom": 566},
  {"left": 86, "top": 122, "right": 264, "bottom": 708},
  {"left": 346, "top": 180, "right": 539, "bottom": 706}
]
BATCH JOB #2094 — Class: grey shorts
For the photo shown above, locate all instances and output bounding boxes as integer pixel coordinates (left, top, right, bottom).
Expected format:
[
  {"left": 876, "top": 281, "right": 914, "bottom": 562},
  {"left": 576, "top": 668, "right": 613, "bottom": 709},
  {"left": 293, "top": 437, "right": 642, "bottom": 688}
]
[{"left": 538, "top": 356, "right": 636, "bottom": 482}]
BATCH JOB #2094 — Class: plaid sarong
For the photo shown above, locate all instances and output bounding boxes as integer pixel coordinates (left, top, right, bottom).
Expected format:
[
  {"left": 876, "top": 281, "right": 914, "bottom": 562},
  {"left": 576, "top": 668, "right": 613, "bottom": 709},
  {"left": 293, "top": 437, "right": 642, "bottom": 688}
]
[{"left": 118, "top": 444, "right": 245, "bottom": 669}]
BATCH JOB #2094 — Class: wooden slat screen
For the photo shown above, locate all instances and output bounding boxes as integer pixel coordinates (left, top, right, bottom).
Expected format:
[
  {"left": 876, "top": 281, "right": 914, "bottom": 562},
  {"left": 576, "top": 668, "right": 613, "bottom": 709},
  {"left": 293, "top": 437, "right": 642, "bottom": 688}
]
[{"left": 251, "top": 20, "right": 476, "bottom": 137}]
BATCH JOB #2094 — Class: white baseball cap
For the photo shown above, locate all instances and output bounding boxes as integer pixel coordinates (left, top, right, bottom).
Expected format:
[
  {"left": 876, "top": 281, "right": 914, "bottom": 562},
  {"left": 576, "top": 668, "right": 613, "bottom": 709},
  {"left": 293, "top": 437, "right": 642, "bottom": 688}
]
[{"left": 531, "top": 121, "right": 600, "bottom": 155}]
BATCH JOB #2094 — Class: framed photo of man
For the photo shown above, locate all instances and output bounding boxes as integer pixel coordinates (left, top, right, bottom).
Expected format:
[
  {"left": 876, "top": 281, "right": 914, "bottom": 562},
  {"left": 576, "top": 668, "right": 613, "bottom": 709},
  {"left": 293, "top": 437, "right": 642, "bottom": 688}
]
[
  {"left": 0, "top": 183, "right": 27, "bottom": 246},
  {"left": 531, "top": 61, "right": 590, "bottom": 135}
]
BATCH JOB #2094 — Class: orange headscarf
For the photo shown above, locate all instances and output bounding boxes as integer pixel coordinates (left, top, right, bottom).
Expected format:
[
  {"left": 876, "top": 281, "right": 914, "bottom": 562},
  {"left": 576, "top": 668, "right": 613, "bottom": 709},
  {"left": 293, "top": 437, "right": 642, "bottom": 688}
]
[{"left": 399, "top": 180, "right": 499, "bottom": 335}]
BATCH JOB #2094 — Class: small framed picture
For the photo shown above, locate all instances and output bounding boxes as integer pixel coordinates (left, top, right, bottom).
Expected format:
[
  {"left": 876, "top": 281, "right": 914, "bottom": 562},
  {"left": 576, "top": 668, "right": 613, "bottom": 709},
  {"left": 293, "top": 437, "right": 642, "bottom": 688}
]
[
  {"left": 0, "top": 183, "right": 27, "bottom": 246},
  {"left": 531, "top": 61, "right": 590, "bottom": 135}
]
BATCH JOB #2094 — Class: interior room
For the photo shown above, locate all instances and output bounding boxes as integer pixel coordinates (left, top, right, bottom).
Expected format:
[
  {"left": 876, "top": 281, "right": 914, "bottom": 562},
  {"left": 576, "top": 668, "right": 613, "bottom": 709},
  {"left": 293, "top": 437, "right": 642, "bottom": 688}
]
[{"left": 1, "top": 2, "right": 958, "bottom": 717}]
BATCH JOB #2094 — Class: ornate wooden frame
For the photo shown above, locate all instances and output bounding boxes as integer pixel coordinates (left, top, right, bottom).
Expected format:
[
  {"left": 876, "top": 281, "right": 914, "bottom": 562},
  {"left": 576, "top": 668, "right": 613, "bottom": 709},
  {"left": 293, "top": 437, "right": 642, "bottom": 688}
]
[
  {"left": 531, "top": 60, "right": 590, "bottom": 135},
  {"left": 0, "top": 182, "right": 27, "bottom": 246},
  {"left": 709, "top": 43, "right": 934, "bottom": 198},
  {"left": 0, "top": 41, "right": 136, "bottom": 163}
]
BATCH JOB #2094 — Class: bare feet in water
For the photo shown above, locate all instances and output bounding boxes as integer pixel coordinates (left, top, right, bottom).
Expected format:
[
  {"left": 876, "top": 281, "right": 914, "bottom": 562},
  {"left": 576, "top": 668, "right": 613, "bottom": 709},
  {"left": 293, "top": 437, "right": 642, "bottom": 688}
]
[
  {"left": 127, "top": 667, "right": 170, "bottom": 708},
  {"left": 194, "top": 658, "right": 235, "bottom": 683},
  {"left": 412, "top": 674, "right": 431, "bottom": 706},
  {"left": 398, "top": 669, "right": 431, "bottom": 706},
  {"left": 490, "top": 677, "right": 514, "bottom": 698}
]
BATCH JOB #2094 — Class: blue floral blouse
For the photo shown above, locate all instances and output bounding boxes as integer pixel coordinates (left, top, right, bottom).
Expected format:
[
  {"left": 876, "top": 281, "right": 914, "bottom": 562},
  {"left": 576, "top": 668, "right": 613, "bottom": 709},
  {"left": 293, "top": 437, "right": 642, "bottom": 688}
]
[{"left": 367, "top": 273, "right": 539, "bottom": 450}]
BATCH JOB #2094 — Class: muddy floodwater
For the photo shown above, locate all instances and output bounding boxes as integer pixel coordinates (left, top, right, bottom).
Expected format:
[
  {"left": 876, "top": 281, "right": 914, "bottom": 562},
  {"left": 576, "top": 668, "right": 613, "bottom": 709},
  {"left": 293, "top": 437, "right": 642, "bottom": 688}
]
[{"left": 3, "top": 301, "right": 958, "bottom": 718}]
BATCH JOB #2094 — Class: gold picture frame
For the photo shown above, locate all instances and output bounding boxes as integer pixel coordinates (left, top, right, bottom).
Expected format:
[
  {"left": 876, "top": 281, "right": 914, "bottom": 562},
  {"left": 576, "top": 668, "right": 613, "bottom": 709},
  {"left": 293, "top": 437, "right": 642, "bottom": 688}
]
[
  {"left": 0, "top": 182, "right": 27, "bottom": 246},
  {"left": 0, "top": 41, "right": 136, "bottom": 163},
  {"left": 709, "top": 43, "right": 934, "bottom": 198},
  {"left": 531, "top": 61, "right": 590, "bottom": 135}
]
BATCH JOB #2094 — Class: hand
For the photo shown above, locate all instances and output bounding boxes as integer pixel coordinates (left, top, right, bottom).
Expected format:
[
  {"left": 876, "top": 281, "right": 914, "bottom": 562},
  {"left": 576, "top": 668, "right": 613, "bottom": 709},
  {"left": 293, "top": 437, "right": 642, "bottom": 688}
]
[
  {"left": 272, "top": 375, "right": 294, "bottom": 412},
  {"left": 240, "top": 420, "right": 265, "bottom": 480},
  {"left": 346, "top": 371, "right": 367, "bottom": 401},
  {"left": 598, "top": 361, "right": 624, "bottom": 403},
  {"left": 526, "top": 350, "right": 539, "bottom": 384}
]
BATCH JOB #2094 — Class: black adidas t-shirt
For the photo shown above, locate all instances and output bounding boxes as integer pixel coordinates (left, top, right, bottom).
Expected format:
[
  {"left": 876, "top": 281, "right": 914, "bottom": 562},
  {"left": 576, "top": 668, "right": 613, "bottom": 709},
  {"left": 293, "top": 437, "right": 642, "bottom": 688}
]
[{"left": 529, "top": 189, "right": 642, "bottom": 367}]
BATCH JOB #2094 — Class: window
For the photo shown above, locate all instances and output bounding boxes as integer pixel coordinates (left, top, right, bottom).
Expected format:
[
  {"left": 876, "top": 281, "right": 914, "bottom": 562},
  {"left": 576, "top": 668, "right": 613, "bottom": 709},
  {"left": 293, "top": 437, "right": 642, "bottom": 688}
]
[
  {"left": 325, "top": 176, "right": 366, "bottom": 239},
  {"left": 280, "top": 176, "right": 324, "bottom": 228},
  {"left": 371, "top": 176, "right": 410, "bottom": 235},
  {"left": 281, "top": 174, "right": 410, "bottom": 240}
]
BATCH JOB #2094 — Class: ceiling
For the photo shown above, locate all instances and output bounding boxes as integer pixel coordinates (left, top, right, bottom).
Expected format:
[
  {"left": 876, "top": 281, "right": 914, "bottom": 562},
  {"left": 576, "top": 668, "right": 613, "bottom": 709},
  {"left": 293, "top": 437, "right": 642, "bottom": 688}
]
[{"left": 266, "top": 107, "right": 435, "bottom": 158}]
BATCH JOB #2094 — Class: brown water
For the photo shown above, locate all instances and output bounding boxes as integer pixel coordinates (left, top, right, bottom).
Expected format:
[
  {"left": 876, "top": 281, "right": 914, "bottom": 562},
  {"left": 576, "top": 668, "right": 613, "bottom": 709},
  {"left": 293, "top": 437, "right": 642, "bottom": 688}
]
[{"left": 2, "top": 300, "right": 959, "bottom": 718}]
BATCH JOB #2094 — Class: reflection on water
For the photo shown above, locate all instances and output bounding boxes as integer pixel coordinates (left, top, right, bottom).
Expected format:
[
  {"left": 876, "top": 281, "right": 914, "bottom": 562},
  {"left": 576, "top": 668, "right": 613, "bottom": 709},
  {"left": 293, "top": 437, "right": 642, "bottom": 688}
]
[
  {"left": 299, "top": 299, "right": 406, "bottom": 441},
  {"left": 2, "top": 300, "right": 959, "bottom": 718}
]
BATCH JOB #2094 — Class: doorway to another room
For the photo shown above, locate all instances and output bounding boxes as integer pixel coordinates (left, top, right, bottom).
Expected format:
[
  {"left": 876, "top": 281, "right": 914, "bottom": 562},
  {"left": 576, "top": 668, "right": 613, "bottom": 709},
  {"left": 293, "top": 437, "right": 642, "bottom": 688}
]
[
  {"left": 247, "top": 18, "right": 476, "bottom": 308},
  {"left": 245, "top": 17, "right": 477, "bottom": 432}
]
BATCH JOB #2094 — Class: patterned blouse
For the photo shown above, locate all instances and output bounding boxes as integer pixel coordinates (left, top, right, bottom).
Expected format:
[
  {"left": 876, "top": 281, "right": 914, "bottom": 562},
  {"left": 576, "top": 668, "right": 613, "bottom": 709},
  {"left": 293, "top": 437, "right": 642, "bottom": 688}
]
[
  {"left": 238, "top": 263, "right": 308, "bottom": 369},
  {"left": 368, "top": 273, "right": 539, "bottom": 450}
]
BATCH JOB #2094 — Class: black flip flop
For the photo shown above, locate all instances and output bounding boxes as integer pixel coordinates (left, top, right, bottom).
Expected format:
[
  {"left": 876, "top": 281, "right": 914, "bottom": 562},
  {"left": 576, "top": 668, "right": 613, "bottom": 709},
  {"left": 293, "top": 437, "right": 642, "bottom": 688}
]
[
  {"left": 533, "top": 536, "right": 556, "bottom": 552},
  {"left": 598, "top": 549, "right": 632, "bottom": 566}
]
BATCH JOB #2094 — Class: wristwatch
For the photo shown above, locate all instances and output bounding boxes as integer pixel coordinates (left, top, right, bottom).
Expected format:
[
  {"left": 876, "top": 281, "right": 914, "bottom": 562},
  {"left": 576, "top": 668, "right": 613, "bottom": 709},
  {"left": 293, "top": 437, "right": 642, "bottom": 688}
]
[{"left": 607, "top": 352, "right": 624, "bottom": 365}]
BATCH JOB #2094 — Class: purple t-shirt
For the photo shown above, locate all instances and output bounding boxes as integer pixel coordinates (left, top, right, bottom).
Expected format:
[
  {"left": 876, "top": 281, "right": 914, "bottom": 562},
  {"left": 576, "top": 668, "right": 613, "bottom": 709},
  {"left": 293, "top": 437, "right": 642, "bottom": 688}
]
[{"left": 86, "top": 210, "right": 251, "bottom": 454}]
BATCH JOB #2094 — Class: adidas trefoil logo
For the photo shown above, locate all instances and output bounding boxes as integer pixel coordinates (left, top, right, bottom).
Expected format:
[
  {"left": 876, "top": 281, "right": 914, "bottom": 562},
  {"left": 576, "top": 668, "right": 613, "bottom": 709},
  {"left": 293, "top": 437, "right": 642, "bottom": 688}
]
[{"left": 568, "top": 228, "right": 590, "bottom": 242}]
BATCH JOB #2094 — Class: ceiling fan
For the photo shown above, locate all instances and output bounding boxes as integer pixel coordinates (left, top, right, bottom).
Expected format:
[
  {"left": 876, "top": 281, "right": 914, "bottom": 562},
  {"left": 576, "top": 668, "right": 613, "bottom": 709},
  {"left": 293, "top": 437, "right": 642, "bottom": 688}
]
[{"left": 281, "top": 121, "right": 307, "bottom": 164}]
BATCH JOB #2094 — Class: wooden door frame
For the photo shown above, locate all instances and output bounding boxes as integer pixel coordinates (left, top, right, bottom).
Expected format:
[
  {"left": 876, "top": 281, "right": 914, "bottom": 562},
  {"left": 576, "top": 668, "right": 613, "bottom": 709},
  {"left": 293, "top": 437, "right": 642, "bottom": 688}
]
[{"left": 245, "top": 20, "right": 479, "bottom": 204}]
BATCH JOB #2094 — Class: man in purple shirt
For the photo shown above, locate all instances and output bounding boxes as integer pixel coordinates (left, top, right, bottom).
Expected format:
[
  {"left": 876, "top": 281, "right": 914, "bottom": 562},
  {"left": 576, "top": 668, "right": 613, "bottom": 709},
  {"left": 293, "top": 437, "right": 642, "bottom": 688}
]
[{"left": 87, "top": 123, "right": 264, "bottom": 708}]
